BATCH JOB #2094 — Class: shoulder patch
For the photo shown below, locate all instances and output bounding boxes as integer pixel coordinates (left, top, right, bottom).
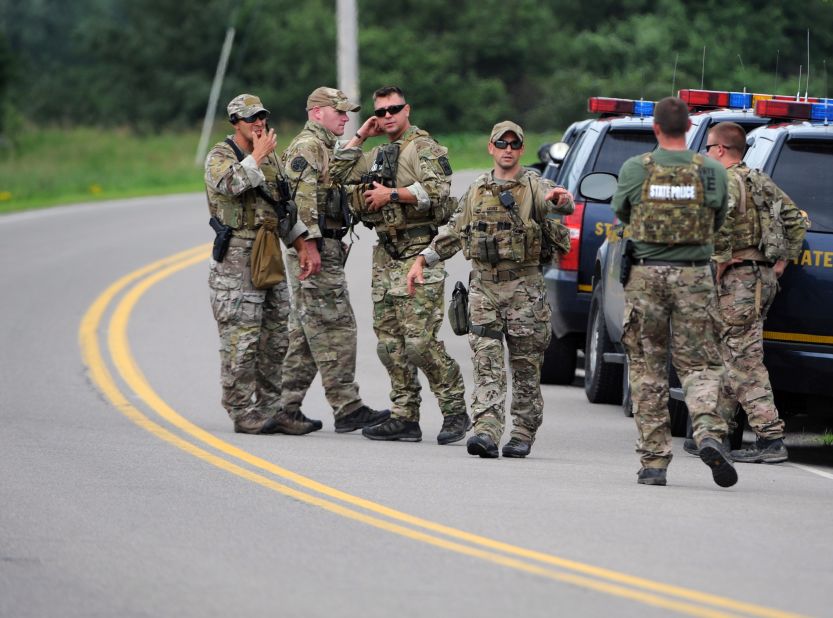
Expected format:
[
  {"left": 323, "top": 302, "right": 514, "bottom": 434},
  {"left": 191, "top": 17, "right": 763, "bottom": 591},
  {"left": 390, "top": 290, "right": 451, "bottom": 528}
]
[
  {"left": 438, "top": 156, "right": 452, "bottom": 175},
  {"left": 290, "top": 156, "right": 308, "bottom": 173}
]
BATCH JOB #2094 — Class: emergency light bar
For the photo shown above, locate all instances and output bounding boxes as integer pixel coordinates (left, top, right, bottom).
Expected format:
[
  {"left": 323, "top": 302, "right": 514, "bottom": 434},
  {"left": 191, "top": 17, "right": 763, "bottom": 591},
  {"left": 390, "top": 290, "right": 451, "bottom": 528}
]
[
  {"left": 587, "top": 97, "right": 655, "bottom": 116},
  {"left": 678, "top": 89, "right": 752, "bottom": 109},
  {"left": 754, "top": 98, "right": 833, "bottom": 122}
]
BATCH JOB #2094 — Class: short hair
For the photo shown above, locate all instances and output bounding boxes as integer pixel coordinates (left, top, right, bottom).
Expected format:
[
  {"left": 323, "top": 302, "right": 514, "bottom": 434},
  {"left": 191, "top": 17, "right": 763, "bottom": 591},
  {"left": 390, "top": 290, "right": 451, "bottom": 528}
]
[
  {"left": 373, "top": 86, "right": 405, "bottom": 101},
  {"left": 709, "top": 122, "right": 747, "bottom": 154},
  {"left": 653, "top": 97, "right": 689, "bottom": 137}
]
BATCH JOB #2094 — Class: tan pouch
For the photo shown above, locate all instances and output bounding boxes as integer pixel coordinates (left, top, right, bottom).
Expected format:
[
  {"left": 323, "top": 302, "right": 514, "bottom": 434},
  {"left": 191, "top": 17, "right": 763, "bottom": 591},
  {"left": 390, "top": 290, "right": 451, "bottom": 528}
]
[{"left": 250, "top": 223, "right": 285, "bottom": 289}]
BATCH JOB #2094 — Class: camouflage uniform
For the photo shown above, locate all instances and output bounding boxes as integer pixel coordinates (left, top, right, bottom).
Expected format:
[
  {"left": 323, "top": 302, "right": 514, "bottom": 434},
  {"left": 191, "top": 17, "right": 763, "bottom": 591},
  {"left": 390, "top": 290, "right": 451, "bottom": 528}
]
[
  {"left": 204, "top": 105, "right": 307, "bottom": 430},
  {"left": 713, "top": 162, "right": 807, "bottom": 440},
  {"left": 279, "top": 120, "right": 365, "bottom": 421},
  {"left": 334, "top": 126, "right": 465, "bottom": 422},
  {"left": 613, "top": 149, "right": 729, "bottom": 470},
  {"left": 423, "top": 168, "right": 574, "bottom": 444}
]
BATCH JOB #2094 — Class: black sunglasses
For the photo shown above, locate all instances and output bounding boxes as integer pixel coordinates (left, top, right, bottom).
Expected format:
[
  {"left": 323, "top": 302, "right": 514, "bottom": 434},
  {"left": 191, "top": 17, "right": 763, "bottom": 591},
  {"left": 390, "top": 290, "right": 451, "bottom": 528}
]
[
  {"left": 240, "top": 111, "right": 270, "bottom": 123},
  {"left": 373, "top": 103, "right": 407, "bottom": 118},
  {"left": 493, "top": 139, "right": 523, "bottom": 150},
  {"left": 703, "top": 143, "right": 731, "bottom": 153}
]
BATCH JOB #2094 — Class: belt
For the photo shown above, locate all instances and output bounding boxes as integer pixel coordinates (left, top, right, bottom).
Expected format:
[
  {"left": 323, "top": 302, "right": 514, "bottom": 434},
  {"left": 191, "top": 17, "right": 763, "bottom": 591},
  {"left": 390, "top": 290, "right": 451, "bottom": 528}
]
[
  {"left": 229, "top": 237, "right": 254, "bottom": 247},
  {"left": 724, "top": 259, "right": 772, "bottom": 273},
  {"left": 476, "top": 265, "right": 541, "bottom": 282},
  {"left": 636, "top": 259, "right": 710, "bottom": 267},
  {"left": 320, "top": 228, "right": 348, "bottom": 240},
  {"left": 378, "top": 224, "right": 436, "bottom": 243}
]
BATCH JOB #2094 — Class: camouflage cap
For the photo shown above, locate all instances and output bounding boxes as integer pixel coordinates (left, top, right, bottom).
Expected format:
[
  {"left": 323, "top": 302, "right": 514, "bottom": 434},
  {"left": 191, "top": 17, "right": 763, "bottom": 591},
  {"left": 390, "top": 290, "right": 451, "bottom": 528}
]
[
  {"left": 227, "top": 94, "right": 269, "bottom": 120},
  {"left": 306, "top": 87, "right": 360, "bottom": 112},
  {"left": 490, "top": 120, "right": 525, "bottom": 143}
]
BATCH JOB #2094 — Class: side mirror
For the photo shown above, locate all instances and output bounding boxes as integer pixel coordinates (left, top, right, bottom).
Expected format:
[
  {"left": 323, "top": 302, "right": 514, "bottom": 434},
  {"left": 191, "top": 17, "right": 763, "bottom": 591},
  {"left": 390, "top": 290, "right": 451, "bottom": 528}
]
[
  {"left": 537, "top": 143, "right": 553, "bottom": 164},
  {"left": 579, "top": 172, "right": 618, "bottom": 203},
  {"left": 548, "top": 142, "right": 570, "bottom": 164}
]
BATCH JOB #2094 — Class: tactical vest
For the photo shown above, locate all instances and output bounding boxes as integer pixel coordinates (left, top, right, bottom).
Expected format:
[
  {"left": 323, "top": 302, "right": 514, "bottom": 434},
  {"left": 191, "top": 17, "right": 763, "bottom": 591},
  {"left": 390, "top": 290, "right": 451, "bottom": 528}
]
[
  {"left": 462, "top": 176, "right": 542, "bottom": 267},
  {"left": 732, "top": 165, "right": 789, "bottom": 262},
  {"left": 206, "top": 142, "right": 282, "bottom": 240},
  {"left": 359, "top": 130, "right": 454, "bottom": 234},
  {"left": 631, "top": 153, "right": 713, "bottom": 245}
]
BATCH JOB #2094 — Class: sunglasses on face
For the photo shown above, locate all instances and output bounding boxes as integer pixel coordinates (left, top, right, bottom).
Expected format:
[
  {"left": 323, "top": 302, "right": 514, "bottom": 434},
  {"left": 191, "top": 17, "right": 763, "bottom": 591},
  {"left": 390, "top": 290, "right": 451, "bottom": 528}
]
[
  {"left": 373, "top": 103, "right": 407, "bottom": 118},
  {"left": 493, "top": 139, "right": 523, "bottom": 150},
  {"left": 241, "top": 111, "right": 269, "bottom": 123}
]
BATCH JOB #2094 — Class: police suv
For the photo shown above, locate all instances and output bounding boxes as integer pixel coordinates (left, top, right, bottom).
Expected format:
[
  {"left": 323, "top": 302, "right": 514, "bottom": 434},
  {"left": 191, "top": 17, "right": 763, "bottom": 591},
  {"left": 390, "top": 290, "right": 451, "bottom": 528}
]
[{"left": 584, "top": 91, "right": 833, "bottom": 434}]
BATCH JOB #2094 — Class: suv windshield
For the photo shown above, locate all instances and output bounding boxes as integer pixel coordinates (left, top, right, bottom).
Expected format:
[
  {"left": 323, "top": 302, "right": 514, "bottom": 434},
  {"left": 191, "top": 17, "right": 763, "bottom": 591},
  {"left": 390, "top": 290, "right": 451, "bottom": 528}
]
[
  {"left": 593, "top": 131, "right": 657, "bottom": 174},
  {"left": 770, "top": 140, "right": 833, "bottom": 233}
]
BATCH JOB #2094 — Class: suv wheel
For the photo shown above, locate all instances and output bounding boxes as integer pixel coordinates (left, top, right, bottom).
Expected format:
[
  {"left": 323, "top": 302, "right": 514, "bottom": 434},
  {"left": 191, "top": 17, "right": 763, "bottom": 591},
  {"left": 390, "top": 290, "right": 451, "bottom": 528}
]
[
  {"left": 541, "top": 333, "right": 577, "bottom": 385},
  {"left": 584, "top": 286, "right": 623, "bottom": 404}
]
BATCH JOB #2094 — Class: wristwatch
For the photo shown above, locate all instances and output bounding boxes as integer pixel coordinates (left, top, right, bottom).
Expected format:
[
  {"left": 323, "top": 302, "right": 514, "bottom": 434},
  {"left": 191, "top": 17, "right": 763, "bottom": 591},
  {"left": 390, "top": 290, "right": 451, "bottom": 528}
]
[{"left": 390, "top": 189, "right": 399, "bottom": 203}]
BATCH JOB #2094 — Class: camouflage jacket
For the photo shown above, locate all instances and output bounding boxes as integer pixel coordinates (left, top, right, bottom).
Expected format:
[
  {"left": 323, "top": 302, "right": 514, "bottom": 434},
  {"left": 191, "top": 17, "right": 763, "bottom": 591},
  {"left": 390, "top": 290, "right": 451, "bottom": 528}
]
[
  {"left": 281, "top": 121, "right": 343, "bottom": 240},
  {"left": 713, "top": 162, "right": 807, "bottom": 263},
  {"left": 204, "top": 137, "right": 307, "bottom": 244},
  {"left": 424, "top": 169, "right": 574, "bottom": 269},
  {"left": 332, "top": 126, "right": 453, "bottom": 255}
]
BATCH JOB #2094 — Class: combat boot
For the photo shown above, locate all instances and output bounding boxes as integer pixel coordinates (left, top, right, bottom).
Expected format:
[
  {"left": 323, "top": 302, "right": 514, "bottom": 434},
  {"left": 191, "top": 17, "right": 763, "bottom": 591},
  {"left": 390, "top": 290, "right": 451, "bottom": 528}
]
[
  {"left": 637, "top": 468, "right": 667, "bottom": 486},
  {"left": 731, "top": 437, "right": 788, "bottom": 464},
  {"left": 683, "top": 438, "right": 699, "bottom": 456},
  {"left": 334, "top": 405, "right": 391, "bottom": 433},
  {"left": 436, "top": 413, "right": 471, "bottom": 445},
  {"left": 287, "top": 408, "right": 323, "bottom": 432},
  {"left": 501, "top": 437, "right": 532, "bottom": 458},
  {"left": 362, "top": 417, "right": 422, "bottom": 442},
  {"left": 698, "top": 438, "right": 738, "bottom": 487},
  {"left": 466, "top": 433, "right": 499, "bottom": 458},
  {"left": 234, "top": 411, "right": 316, "bottom": 435}
]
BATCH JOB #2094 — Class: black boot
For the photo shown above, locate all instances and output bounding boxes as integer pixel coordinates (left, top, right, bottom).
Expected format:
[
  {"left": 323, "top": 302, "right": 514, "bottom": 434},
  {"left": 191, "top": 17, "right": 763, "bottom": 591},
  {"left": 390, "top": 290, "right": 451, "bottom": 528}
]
[
  {"left": 637, "top": 468, "right": 667, "bottom": 486},
  {"left": 287, "top": 408, "right": 323, "bottom": 432},
  {"left": 437, "top": 413, "right": 471, "bottom": 445},
  {"left": 501, "top": 437, "right": 532, "bottom": 458},
  {"left": 466, "top": 434, "right": 499, "bottom": 458},
  {"left": 731, "top": 437, "right": 788, "bottom": 463},
  {"left": 699, "top": 438, "right": 738, "bottom": 487},
  {"left": 362, "top": 417, "right": 422, "bottom": 442},
  {"left": 334, "top": 406, "right": 391, "bottom": 433}
]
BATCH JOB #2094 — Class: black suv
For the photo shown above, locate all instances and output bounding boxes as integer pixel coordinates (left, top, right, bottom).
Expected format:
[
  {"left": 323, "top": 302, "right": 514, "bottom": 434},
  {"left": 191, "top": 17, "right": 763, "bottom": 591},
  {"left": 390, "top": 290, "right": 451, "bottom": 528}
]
[
  {"left": 541, "top": 98, "right": 657, "bottom": 384},
  {"left": 585, "top": 94, "right": 833, "bottom": 433}
]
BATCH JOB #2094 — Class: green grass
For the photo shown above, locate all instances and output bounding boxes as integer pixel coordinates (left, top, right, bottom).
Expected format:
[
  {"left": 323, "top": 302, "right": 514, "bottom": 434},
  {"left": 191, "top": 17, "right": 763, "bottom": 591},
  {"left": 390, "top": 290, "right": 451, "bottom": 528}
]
[
  {"left": 0, "top": 126, "right": 562, "bottom": 213},
  {"left": 821, "top": 431, "right": 833, "bottom": 447}
]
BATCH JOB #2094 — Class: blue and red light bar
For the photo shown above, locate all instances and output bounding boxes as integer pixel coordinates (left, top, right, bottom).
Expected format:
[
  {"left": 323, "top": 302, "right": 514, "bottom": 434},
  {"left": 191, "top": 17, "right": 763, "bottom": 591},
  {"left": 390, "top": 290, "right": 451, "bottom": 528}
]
[
  {"left": 755, "top": 98, "right": 833, "bottom": 122},
  {"left": 587, "top": 97, "right": 655, "bottom": 117},
  {"left": 678, "top": 89, "right": 753, "bottom": 109}
]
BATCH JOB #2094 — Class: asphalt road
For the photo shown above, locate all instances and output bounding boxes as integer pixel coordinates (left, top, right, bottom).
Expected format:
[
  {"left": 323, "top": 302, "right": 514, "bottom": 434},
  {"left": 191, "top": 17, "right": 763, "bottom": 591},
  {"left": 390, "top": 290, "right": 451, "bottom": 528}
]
[{"left": 1, "top": 174, "right": 831, "bottom": 618}]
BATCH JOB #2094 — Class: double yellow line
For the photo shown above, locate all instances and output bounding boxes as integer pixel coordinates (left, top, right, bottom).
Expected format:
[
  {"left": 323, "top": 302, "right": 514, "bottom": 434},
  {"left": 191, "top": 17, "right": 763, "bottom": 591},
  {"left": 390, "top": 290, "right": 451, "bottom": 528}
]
[{"left": 79, "top": 245, "right": 807, "bottom": 618}]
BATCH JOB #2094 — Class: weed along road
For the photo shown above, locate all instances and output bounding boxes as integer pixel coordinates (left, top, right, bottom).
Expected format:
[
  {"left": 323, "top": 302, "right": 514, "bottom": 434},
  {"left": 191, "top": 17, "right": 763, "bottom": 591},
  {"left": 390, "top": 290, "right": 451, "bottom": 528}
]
[{"left": 1, "top": 174, "right": 831, "bottom": 618}]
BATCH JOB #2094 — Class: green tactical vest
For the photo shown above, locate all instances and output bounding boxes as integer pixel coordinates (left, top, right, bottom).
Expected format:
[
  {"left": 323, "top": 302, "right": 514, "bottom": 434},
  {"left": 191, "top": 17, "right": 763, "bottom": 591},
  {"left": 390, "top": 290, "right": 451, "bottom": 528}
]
[
  {"left": 359, "top": 129, "right": 453, "bottom": 233},
  {"left": 631, "top": 153, "right": 713, "bottom": 245},
  {"left": 463, "top": 176, "right": 542, "bottom": 267},
  {"left": 207, "top": 143, "right": 282, "bottom": 240}
]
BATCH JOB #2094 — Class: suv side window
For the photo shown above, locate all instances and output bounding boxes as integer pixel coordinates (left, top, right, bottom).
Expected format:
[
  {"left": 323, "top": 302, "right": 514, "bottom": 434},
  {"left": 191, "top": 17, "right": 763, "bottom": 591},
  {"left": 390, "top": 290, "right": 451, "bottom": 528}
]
[
  {"left": 558, "top": 130, "right": 594, "bottom": 190},
  {"left": 770, "top": 140, "right": 833, "bottom": 233}
]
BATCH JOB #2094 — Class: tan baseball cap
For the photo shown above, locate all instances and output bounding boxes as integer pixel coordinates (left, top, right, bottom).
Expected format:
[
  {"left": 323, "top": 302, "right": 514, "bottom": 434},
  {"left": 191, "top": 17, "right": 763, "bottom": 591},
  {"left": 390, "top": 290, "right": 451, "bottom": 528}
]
[
  {"left": 227, "top": 94, "right": 269, "bottom": 120},
  {"left": 490, "top": 120, "right": 524, "bottom": 143},
  {"left": 306, "top": 87, "right": 360, "bottom": 112}
]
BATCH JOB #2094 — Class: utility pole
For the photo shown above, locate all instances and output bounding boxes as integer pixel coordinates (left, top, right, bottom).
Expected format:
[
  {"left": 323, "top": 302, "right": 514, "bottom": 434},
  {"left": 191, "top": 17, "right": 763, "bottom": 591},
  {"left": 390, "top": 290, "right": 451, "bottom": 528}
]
[
  {"left": 337, "top": 0, "right": 360, "bottom": 137},
  {"left": 195, "top": 7, "right": 238, "bottom": 166}
]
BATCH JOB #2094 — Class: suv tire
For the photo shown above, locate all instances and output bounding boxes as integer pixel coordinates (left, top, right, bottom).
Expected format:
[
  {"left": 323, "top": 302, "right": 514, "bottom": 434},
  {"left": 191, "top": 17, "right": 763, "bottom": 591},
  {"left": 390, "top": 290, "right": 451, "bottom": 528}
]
[{"left": 584, "top": 286, "right": 623, "bottom": 404}]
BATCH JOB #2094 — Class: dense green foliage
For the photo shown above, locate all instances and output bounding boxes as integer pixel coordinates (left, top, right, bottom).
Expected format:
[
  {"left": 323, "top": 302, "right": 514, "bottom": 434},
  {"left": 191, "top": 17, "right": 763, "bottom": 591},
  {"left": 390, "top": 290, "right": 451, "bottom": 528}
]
[{"left": 2, "top": 0, "right": 832, "bottom": 136}]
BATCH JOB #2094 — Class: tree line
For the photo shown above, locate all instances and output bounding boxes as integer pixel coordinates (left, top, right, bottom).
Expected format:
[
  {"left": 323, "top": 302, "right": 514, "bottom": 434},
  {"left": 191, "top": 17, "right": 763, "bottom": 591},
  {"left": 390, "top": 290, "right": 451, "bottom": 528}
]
[{"left": 1, "top": 0, "right": 831, "bottom": 138}]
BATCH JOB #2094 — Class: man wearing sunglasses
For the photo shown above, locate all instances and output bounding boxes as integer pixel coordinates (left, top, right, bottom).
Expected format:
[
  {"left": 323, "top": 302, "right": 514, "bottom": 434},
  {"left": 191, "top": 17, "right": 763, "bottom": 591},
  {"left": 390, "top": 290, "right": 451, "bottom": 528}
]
[
  {"left": 333, "top": 86, "right": 468, "bottom": 444},
  {"left": 701, "top": 122, "right": 806, "bottom": 464},
  {"left": 611, "top": 96, "right": 735, "bottom": 488},
  {"left": 278, "top": 87, "right": 391, "bottom": 434},
  {"left": 204, "top": 94, "right": 317, "bottom": 435},
  {"left": 406, "top": 121, "right": 574, "bottom": 458}
]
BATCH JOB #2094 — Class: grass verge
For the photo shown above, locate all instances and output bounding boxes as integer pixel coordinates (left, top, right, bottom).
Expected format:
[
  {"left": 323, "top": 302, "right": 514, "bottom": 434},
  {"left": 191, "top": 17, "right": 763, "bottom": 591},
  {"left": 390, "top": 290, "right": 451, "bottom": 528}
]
[{"left": 0, "top": 125, "right": 561, "bottom": 213}]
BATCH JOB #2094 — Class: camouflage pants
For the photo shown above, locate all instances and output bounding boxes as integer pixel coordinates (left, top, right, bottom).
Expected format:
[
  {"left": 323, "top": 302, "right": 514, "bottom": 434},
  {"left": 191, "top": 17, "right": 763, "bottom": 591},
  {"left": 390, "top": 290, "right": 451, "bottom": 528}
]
[
  {"left": 716, "top": 264, "right": 784, "bottom": 439},
  {"left": 281, "top": 238, "right": 362, "bottom": 419},
  {"left": 467, "top": 272, "right": 551, "bottom": 444},
  {"left": 622, "top": 265, "right": 727, "bottom": 469},
  {"left": 208, "top": 243, "right": 289, "bottom": 425},
  {"left": 371, "top": 245, "right": 466, "bottom": 421}
]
